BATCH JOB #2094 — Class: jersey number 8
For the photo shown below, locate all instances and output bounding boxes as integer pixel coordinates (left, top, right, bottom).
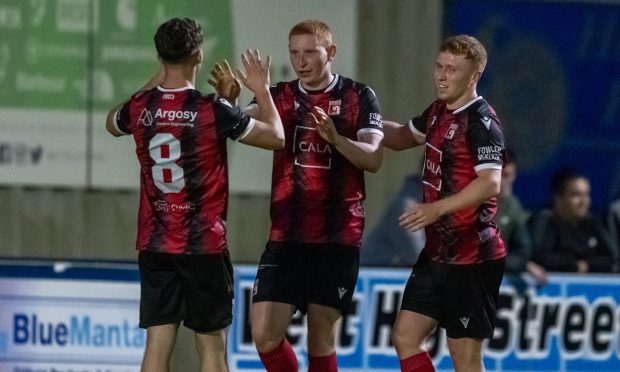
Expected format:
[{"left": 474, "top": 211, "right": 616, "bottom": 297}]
[{"left": 149, "top": 133, "right": 185, "bottom": 193}]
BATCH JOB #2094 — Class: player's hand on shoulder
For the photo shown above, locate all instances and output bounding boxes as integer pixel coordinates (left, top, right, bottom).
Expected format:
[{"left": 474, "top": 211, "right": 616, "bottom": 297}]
[
  {"left": 208, "top": 59, "right": 242, "bottom": 103},
  {"left": 236, "top": 49, "right": 271, "bottom": 95}
]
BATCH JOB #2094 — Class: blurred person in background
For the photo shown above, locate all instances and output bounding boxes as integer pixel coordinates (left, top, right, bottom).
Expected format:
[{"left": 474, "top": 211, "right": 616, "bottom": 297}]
[
  {"left": 382, "top": 35, "right": 505, "bottom": 372},
  {"left": 361, "top": 173, "right": 425, "bottom": 267},
  {"left": 530, "top": 168, "right": 617, "bottom": 274},
  {"left": 606, "top": 196, "right": 620, "bottom": 268},
  {"left": 105, "top": 17, "right": 283, "bottom": 372},
  {"left": 497, "top": 149, "right": 547, "bottom": 288}
]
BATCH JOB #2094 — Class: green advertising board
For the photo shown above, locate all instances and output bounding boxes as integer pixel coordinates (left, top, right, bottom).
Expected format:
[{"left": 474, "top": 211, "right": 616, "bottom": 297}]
[{"left": 0, "top": 0, "right": 233, "bottom": 110}]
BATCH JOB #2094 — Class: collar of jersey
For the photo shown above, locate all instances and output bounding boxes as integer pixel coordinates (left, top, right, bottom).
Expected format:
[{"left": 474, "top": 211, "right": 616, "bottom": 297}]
[
  {"left": 452, "top": 96, "right": 483, "bottom": 114},
  {"left": 298, "top": 74, "right": 339, "bottom": 95},
  {"left": 157, "top": 84, "right": 195, "bottom": 92}
]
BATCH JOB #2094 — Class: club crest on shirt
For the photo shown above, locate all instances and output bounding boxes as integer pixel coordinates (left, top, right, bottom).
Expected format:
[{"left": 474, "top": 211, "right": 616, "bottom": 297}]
[
  {"left": 444, "top": 123, "right": 458, "bottom": 139},
  {"left": 328, "top": 100, "right": 341, "bottom": 115}
]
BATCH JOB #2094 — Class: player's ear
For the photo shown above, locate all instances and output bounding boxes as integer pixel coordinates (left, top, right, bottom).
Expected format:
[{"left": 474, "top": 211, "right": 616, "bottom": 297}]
[
  {"left": 326, "top": 44, "right": 336, "bottom": 62},
  {"left": 470, "top": 71, "right": 481, "bottom": 86},
  {"left": 192, "top": 48, "right": 203, "bottom": 66}
]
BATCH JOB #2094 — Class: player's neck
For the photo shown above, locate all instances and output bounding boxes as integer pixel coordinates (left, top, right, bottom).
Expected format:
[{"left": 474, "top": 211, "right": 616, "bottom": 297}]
[
  {"left": 300, "top": 72, "right": 334, "bottom": 92},
  {"left": 445, "top": 89, "right": 478, "bottom": 111},
  {"left": 161, "top": 64, "right": 197, "bottom": 89}
]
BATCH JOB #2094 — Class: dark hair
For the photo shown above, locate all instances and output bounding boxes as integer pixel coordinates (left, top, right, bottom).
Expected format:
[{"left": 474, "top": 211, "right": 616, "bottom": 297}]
[
  {"left": 551, "top": 168, "right": 584, "bottom": 196},
  {"left": 154, "top": 18, "right": 203, "bottom": 64}
]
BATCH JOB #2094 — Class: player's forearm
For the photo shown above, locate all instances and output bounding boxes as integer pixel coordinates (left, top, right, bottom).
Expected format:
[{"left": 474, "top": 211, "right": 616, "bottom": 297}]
[
  {"left": 333, "top": 136, "right": 383, "bottom": 173},
  {"left": 433, "top": 171, "right": 501, "bottom": 216},
  {"left": 254, "top": 90, "right": 284, "bottom": 148},
  {"left": 382, "top": 120, "right": 423, "bottom": 150}
]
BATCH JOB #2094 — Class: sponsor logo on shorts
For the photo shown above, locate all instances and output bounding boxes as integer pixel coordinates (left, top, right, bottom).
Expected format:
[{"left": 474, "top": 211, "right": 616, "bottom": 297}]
[
  {"left": 459, "top": 317, "right": 470, "bottom": 329},
  {"left": 257, "top": 264, "right": 278, "bottom": 270},
  {"left": 253, "top": 279, "right": 259, "bottom": 296},
  {"left": 338, "top": 287, "right": 348, "bottom": 299}
]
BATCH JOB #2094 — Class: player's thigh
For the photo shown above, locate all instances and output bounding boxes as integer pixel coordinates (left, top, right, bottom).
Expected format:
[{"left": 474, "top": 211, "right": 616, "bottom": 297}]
[
  {"left": 399, "top": 255, "right": 442, "bottom": 322},
  {"left": 252, "top": 242, "right": 304, "bottom": 309},
  {"left": 440, "top": 258, "right": 505, "bottom": 339},
  {"left": 306, "top": 245, "right": 359, "bottom": 314},
  {"left": 392, "top": 310, "right": 438, "bottom": 350},
  {"left": 177, "top": 252, "right": 235, "bottom": 333},
  {"left": 138, "top": 251, "right": 185, "bottom": 328},
  {"left": 251, "top": 301, "right": 296, "bottom": 342}
]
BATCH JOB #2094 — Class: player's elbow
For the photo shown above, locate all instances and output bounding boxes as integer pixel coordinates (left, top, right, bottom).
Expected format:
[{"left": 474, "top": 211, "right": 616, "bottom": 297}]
[
  {"left": 105, "top": 122, "right": 123, "bottom": 137},
  {"left": 263, "top": 132, "right": 285, "bottom": 150},
  {"left": 367, "top": 165, "right": 381, "bottom": 173},
  {"left": 270, "top": 129, "right": 285, "bottom": 150},
  {"left": 486, "top": 176, "right": 501, "bottom": 198},
  {"left": 269, "top": 136, "right": 285, "bottom": 150}
]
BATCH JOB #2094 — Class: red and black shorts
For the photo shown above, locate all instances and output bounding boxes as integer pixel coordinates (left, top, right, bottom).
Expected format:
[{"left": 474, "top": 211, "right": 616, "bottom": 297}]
[
  {"left": 138, "top": 250, "right": 234, "bottom": 333},
  {"left": 252, "top": 241, "right": 359, "bottom": 315},
  {"left": 400, "top": 254, "right": 505, "bottom": 339}
]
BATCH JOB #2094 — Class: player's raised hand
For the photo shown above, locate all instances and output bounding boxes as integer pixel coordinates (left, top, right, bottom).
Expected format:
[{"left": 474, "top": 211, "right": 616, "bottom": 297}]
[
  {"left": 208, "top": 59, "right": 241, "bottom": 103},
  {"left": 311, "top": 106, "right": 340, "bottom": 145},
  {"left": 236, "top": 49, "right": 271, "bottom": 94}
]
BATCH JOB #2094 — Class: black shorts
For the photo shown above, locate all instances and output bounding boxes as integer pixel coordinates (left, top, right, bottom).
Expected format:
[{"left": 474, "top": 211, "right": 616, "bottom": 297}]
[
  {"left": 400, "top": 255, "right": 505, "bottom": 339},
  {"left": 138, "top": 250, "right": 234, "bottom": 333},
  {"left": 252, "top": 241, "right": 359, "bottom": 314}
]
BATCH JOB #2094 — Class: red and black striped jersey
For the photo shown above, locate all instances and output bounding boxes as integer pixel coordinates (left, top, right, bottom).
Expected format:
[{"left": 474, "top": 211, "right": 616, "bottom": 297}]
[
  {"left": 409, "top": 96, "right": 506, "bottom": 264},
  {"left": 252, "top": 75, "right": 383, "bottom": 248},
  {"left": 113, "top": 85, "right": 254, "bottom": 255}
]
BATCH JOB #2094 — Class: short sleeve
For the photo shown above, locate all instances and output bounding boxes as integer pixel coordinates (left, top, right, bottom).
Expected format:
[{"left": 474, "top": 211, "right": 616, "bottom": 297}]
[
  {"left": 409, "top": 103, "right": 437, "bottom": 137},
  {"left": 114, "top": 100, "right": 133, "bottom": 135},
  {"left": 214, "top": 97, "right": 254, "bottom": 141},
  {"left": 467, "top": 115, "right": 505, "bottom": 172},
  {"left": 357, "top": 86, "right": 383, "bottom": 138}
]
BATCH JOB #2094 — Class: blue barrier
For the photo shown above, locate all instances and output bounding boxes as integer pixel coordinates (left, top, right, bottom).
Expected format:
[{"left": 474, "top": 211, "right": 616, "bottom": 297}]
[{"left": 1, "top": 260, "right": 619, "bottom": 371}]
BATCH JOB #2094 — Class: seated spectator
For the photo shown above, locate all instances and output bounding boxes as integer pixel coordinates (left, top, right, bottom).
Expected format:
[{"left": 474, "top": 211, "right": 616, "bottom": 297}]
[
  {"left": 530, "top": 168, "right": 617, "bottom": 273},
  {"left": 606, "top": 196, "right": 620, "bottom": 258},
  {"left": 497, "top": 150, "right": 547, "bottom": 286},
  {"left": 361, "top": 174, "right": 425, "bottom": 267}
]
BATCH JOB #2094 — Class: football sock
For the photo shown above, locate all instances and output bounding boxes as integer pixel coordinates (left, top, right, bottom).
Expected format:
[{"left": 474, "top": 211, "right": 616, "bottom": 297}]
[
  {"left": 399, "top": 351, "right": 435, "bottom": 372},
  {"left": 308, "top": 351, "right": 338, "bottom": 372},
  {"left": 258, "top": 338, "right": 298, "bottom": 372}
]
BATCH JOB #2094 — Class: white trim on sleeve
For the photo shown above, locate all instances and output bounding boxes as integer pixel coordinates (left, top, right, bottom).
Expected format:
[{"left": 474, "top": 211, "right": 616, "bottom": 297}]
[
  {"left": 357, "top": 128, "right": 384, "bottom": 139},
  {"left": 474, "top": 162, "right": 502, "bottom": 173},
  {"left": 408, "top": 120, "right": 426, "bottom": 138},
  {"left": 112, "top": 110, "right": 130, "bottom": 135},
  {"left": 236, "top": 118, "right": 256, "bottom": 141}
]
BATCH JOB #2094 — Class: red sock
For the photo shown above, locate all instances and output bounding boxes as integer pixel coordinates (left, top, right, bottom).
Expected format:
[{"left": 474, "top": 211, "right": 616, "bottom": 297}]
[
  {"left": 308, "top": 351, "right": 337, "bottom": 372},
  {"left": 258, "top": 339, "right": 298, "bottom": 372},
  {"left": 399, "top": 351, "right": 435, "bottom": 372}
]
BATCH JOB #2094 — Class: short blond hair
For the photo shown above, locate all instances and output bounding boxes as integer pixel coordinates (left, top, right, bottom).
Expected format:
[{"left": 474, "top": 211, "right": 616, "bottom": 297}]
[
  {"left": 289, "top": 20, "right": 333, "bottom": 46},
  {"left": 440, "top": 35, "right": 487, "bottom": 73}
]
